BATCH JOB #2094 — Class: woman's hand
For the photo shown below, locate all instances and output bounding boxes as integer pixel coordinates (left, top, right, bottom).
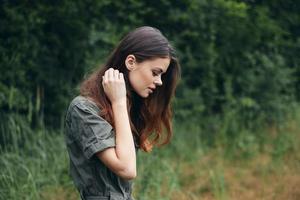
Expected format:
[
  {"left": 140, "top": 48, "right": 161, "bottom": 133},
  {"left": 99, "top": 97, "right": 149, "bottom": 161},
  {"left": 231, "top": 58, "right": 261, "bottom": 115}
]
[
  {"left": 102, "top": 68, "right": 126, "bottom": 105},
  {"left": 99, "top": 68, "right": 136, "bottom": 180}
]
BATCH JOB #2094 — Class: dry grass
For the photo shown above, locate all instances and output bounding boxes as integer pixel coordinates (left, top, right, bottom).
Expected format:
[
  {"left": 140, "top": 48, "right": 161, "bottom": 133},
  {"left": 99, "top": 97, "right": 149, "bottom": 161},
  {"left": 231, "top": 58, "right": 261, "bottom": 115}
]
[
  {"left": 38, "top": 150, "right": 300, "bottom": 200},
  {"left": 170, "top": 115, "right": 300, "bottom": 200},
  {"left": 170, "top": 151, "right": 300, "bottom": 200}
]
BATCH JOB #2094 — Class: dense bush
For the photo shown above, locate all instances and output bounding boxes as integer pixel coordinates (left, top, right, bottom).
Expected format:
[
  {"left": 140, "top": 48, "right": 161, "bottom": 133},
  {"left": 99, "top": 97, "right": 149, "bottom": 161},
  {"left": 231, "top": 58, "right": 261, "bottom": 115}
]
[{"left": 0, "top": 0, "right": 299, "bottom": 142}]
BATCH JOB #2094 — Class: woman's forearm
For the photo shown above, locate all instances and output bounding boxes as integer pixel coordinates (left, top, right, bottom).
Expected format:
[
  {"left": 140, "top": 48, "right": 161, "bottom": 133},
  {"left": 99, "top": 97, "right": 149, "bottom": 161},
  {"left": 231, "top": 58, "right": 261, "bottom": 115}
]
[{"left": 112, "top": 101, "right": 136, "bottom": 176}]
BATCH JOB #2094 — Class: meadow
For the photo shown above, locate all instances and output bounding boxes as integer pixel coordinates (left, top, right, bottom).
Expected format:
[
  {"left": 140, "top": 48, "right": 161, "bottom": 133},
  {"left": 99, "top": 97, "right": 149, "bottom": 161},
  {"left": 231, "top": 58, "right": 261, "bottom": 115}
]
[{"left": 1, "top": 107, "right": 299, "bottom": 200}]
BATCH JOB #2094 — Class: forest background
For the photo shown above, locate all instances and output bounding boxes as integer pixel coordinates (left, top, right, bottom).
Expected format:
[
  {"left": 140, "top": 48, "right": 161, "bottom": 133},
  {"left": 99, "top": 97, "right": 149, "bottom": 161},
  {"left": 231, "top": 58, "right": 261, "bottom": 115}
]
[{"left": 1, "top": 0, "right": 300, "bottom": 199}]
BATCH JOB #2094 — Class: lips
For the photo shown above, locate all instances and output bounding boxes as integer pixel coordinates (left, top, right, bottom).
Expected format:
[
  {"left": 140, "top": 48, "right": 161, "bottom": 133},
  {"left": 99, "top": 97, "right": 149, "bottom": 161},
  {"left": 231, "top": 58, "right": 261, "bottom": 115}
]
[{"left": 148, "top": 87, "right": 155, "bottom": 93}]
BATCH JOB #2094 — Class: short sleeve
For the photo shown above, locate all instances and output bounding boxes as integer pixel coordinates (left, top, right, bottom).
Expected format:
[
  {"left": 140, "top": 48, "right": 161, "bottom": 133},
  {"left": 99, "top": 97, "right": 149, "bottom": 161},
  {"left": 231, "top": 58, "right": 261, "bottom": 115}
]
[{"left": 68, "top": 101, "right": 116, "bottom": 159}]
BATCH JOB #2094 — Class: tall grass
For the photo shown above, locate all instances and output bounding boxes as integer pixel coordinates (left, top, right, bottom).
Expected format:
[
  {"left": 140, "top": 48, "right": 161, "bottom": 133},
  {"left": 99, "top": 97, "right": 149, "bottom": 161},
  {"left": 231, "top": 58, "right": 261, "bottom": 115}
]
[
  {"left": 0, "top": 113, "right": 71, "bottom": 200},
  {"left": 0, "top": 106, "right": 299, "bottom": 199}
]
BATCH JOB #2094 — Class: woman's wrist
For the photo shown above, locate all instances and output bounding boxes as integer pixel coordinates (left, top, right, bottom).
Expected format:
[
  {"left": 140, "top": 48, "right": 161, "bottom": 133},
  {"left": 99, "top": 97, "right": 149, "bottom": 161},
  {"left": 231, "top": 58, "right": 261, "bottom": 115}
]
[{"left": 112, "top": 100, "right": 127, "bottom": 109}]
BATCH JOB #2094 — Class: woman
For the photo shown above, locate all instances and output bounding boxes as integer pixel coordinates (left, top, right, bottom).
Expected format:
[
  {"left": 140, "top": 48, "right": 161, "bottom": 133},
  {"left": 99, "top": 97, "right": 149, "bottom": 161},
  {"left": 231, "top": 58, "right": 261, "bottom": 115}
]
[{"left": 65, "top": 26, "right": 180, "bottom": 200}]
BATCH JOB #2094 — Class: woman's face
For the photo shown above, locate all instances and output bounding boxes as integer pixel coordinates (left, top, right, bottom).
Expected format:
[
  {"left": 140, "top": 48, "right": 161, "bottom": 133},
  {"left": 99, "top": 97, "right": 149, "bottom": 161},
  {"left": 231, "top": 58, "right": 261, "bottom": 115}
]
[{"left": 127, "top": 57, "right": 170, "bottom": 98}]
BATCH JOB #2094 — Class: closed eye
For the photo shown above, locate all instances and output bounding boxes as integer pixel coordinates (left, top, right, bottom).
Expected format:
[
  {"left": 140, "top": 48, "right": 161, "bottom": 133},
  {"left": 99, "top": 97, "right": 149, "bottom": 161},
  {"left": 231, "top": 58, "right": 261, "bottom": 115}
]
[{"left": 152, "top": 70, "right": 160, "bottom": 76}]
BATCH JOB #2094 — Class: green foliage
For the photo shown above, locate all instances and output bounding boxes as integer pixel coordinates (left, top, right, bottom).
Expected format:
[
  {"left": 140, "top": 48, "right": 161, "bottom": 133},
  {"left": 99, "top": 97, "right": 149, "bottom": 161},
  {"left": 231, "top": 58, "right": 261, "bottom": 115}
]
[
  {"left": 1, "top": 1, "right": 300, "bottom": 198},
  {"left": 272, "top": 132, "right": 296, "bottom": 161},
  {"left": 0, "top": 0, "right": 299, "bottom": 130}
]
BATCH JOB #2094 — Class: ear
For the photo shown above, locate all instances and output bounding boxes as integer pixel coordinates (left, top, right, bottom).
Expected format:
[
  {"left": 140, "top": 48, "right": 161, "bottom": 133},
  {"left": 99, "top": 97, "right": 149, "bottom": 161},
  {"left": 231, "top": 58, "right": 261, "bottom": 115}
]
[{"left": 125, "top": 54, "right": 137, "bottom": 71}]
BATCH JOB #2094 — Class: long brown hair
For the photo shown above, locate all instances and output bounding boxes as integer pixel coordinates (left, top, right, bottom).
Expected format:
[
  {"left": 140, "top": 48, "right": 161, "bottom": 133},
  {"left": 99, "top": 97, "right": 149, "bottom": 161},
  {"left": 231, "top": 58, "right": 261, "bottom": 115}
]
[{"left": 80, "top": 26, "right": 180, "bottom": 152}]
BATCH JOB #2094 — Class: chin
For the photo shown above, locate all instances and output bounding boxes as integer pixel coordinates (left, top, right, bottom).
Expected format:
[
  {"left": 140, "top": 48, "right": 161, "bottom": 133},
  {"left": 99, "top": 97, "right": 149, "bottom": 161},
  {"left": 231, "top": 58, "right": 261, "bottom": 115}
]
[
  {"left": 141, "top": 93, "right": 150, "bottom": 98},
  {"left": 138, "top": 91, "right": 150, "bottom": 98}
]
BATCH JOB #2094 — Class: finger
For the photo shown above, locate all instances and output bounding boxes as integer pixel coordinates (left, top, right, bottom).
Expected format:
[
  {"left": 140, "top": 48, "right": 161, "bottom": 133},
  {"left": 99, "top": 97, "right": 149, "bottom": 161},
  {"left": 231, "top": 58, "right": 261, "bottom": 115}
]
[
  {"left": 119, "top": 72, "right": 124, "bottom": 81},
  {"left": 104, "top": 70, "right": 110, "bottom": 83},
  {"left": 108, "top": 68, "right": 114, "bottom": 80},
  {"left": 104, "top": 68, "right": 110, "bottom": 76},
  {"left": 102, "top": 76, "right": 107, "bottom": 89},
  {"left": 114, "top": 69, "right": 119, "bottom": 78}
]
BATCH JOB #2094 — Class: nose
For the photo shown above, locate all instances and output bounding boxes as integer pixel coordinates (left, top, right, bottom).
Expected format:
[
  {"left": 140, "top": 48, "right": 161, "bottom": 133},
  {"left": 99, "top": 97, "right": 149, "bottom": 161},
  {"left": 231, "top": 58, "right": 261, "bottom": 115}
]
[{"left": 154, "top": 76, "right": 163, "bottom": 86}]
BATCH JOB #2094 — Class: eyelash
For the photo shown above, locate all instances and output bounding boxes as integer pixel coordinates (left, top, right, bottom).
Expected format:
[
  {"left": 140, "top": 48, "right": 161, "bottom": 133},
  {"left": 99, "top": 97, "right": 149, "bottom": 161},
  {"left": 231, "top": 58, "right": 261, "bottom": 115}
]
[{"left": 152, "top": 71, "right": 160, "bottom": 76}]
